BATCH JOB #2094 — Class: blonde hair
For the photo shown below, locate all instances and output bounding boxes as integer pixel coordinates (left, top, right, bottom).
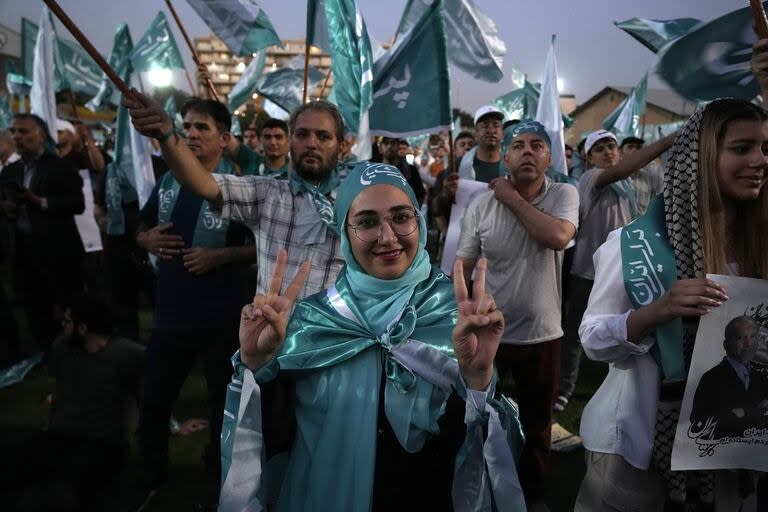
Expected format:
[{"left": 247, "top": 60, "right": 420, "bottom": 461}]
[{"left": 697, "top": 99, "right": 768, "bottom": 279}]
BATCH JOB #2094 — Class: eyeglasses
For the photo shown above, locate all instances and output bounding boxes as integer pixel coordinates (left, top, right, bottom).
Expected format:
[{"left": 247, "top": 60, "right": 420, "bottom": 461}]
[{"left": 347, "top": 209, "right": 419, "bottom": 243}]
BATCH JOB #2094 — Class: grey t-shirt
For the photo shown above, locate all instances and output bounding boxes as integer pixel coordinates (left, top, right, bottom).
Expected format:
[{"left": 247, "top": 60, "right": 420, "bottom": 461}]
[
  {"left": 456, "top": 178, "right": 579, "bottom": 345},
  {"left": 570, "top": 168, "right": 633, "bottom": 280},
  {"left": 48, "top": 336, "right": 145, "bottom": 444},
  {"left": 473, "top": 156, "right": 505, "bottom": 183},
  {"left": 632, "top": 161, "right": 664, "bottom": 215}
]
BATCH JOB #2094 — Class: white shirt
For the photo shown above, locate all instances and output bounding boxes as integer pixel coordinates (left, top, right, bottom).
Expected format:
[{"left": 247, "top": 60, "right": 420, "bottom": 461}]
[
  {"left": 578, "top": 228, "right": 660, "bottom": 470},
  {"left": 0, "top": 151, "right": 20, "bottom": 171},
  {"left": 579, "top": 229, "right": 738, "bottom": 470}
]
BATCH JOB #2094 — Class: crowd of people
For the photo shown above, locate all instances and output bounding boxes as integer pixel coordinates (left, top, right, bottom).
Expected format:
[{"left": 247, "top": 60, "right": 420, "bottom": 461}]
[{"left": 1, "top": 38, "right": 768, "bottom": 512}]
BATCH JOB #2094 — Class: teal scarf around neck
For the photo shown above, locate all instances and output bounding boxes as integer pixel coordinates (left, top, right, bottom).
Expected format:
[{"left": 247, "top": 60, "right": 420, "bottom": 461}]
[
  {"left": 334, "top": 162, "right": 432, "bottom": 335},
  {"left": 288, "top": 166, "right": 340, "bottom": 234}
]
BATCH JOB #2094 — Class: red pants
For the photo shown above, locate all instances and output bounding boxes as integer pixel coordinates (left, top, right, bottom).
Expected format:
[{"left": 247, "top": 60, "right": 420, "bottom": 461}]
[{"left": 495, "top": 339, "right": 561, "bottom": 503}]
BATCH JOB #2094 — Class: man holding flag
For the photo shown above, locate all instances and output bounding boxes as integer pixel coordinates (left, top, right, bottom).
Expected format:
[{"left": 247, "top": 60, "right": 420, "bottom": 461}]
[{"left": 133, "top": 98, "right": 256, "bottom": 510}]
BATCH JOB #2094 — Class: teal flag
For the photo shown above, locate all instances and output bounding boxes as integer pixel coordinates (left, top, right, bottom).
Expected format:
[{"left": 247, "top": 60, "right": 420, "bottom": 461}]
[
  {"left": 535, "top": 35, "right": 566, "bottom": 175},
  {"left": 615, "top": 17, "right": 701, "bottom": 54},
  {"left": 230, "top": 115, "right": 243, "bottom": 136},
  {"left": 603, "top": 73, "right": 648, "bottom": 138},
  {"left": 396, "top": 0, "right": 505, "bottom": 83},
  {"left": 6, "top": 72, "right": 32, "bottom": 97},
  {"left": 186, "top": 0, "right": 282, "bottom": 56},
  {"left": 30, "top": 7, "right": 58, "bottom": 144},
  {"left": 492, "top": 78, "right": 573, "bottom": 129},
  {"left": 86, "top": 24, "right": 134, "bottom": 111},
  {"left": 657, "top": 3, "right": 763, "bottom": 102},
  {"left": 130, "top": 12, "right": 185, "bottom": 73},
  {"left": 307, "top": 0, "right": 374, "bottom": 135},
  {"left": 21, "top": 17, "right": 103, "bottom": 96},
  {"left": 370, "top": 0, "right": 450, "bottom": 137},
  {"left": 0, "top": 96, "right": 11, "bottom": 129},
  {"left": 255, "top": 55, "right": 324, "bottom": 114},
  {"left": 227, "top": 49, "right": 266, "bottom": 111}
]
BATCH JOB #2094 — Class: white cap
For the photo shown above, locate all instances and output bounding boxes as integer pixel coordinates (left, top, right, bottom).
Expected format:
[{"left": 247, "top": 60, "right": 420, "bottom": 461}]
[
  {"left": 473, "top": 105, "right": 504, "bottom": 125},
  {"left": 585, "top": 129, "right": 618, "bottom": 155},
  {"left": 56, "top": 119, "right": 76, "bottom": 135}
]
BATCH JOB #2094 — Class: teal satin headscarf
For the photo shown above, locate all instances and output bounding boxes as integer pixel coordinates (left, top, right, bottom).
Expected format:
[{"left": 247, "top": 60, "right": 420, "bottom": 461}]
[{"left": 334, "top": 162, "right": 432, "bottom": 334}]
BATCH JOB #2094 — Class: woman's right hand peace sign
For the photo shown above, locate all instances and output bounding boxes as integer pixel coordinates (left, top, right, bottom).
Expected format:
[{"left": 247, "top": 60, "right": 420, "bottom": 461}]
[{"left": 239, "top": 249, "right": 310, "bottom": 371}]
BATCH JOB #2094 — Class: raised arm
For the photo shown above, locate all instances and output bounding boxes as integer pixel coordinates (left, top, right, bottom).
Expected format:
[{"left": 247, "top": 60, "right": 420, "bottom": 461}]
[
  {"left": 490, "top": 177, "right": 577, "bottom": 250},
  {"left": 751, "top": 38, "right": 768, "bottom": 110},
  {"left": 593, "top": 133, "right": 677, "bottom": 189},
  {"left": 123, "top": 90, "right": 221, "bottom": 204}
]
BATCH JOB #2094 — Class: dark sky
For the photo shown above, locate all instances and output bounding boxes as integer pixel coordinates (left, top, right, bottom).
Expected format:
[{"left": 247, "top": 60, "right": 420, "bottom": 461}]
[{"left": 1, "top": 0, "right": 743, "bottom": 111}]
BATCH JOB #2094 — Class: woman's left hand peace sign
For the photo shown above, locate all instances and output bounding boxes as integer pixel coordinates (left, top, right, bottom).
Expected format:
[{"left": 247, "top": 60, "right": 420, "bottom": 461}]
[{"left": 452, "top": 258, "right": 504, "bottom": 391}]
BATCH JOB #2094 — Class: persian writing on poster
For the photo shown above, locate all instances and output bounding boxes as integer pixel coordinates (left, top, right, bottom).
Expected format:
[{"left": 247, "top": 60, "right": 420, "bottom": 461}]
[{"left": 671, "top": 274, "right": 768, "bottom": 472}]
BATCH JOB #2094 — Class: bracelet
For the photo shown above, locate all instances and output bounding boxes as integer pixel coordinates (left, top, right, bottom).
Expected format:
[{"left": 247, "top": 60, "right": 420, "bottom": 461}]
[{"left": 159, "top": 127, "right": 176, "bottom": 144}]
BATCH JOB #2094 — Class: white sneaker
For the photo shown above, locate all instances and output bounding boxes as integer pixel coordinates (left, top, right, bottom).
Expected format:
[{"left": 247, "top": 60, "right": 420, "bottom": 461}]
[{"left": 553, "top": 394, "right": 568, "bottom": 412}]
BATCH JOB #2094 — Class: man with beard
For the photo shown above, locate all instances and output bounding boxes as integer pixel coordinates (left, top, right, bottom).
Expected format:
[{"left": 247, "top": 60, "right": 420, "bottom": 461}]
[
  {"left": 125, "top": 92, "right": 345, "bottom": 301},
  {"left": 134, "top": 98, "right": 256, "bottom": 510},
  {"left": 457, "top": 105, "right": 506, "bottom": 183},
  {"left": 377, "top": 136, "right": 425, "bottom": 207},
  {"left": 0, "top": 295, "right": 144, "bottom": 512}
]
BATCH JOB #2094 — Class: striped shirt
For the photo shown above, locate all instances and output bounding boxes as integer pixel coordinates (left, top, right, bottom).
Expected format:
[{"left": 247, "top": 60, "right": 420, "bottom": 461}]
[{"left": 213, "top": 174, "right": 344, "bottom": 299}]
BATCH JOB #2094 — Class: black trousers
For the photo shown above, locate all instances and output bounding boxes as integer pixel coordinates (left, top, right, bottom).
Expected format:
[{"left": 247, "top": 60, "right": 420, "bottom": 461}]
[
  {"left": 137, "top": 326, "right": 238, "bottom": 503},
  {"left": 0, "top": 430, "right": 127, "bottom": 512}
]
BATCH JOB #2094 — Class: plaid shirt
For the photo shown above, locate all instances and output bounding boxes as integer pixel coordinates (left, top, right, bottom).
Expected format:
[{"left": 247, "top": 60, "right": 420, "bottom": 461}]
[{"left": 213, "top": 174, "right": 344, "bottom": 299}]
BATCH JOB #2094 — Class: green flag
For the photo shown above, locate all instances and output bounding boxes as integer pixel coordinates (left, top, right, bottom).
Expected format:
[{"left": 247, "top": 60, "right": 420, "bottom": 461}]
[
  {"left": 227, "top": 49, "right": 266, "bottom": 111},
  {"left": 492, "top": 79, "right": 573, "bottom": 128},
  {"left": 21, "top": 16, "right": 103, "bottom": 96},
  {"left": 86, "top": 24, "right": 134, "bottom": 111},
  {"left": 130, "top": 12, "right": 185, "bottom": 73},
  {"left": 603, "top": 73, "right": 648, "bottom": 138},
  {"left": 615, "top": 17, "right": 700, "bottom": 54},
  {"left": 0, "top": 96, "right": 11, "bottom": 129},
  {"left": 370, "top": 0, "right": 450, "bottom": 137},
  {"left": 657, "top": 3, "right": 762, "bottom": 102},
  {"left": 255, "top": 55, "right": 324, "bottom": 114},
  {"left": 186, "top": 0, "right": 282, "bottom": 56},
  {"left": 396, "top": 0, "right": 505, "bottom": 83},
  {"left": 307, "top": 0, "right": 374, "bottom": 135}
]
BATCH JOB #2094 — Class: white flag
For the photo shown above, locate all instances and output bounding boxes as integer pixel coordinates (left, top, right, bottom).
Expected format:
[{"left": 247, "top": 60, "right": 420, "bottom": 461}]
[
  {"left": 535, "top": 35, "right": 566, "bottom": 175},
  {"left": 30, "top": 7, "right": 58, "bottom": 143}
]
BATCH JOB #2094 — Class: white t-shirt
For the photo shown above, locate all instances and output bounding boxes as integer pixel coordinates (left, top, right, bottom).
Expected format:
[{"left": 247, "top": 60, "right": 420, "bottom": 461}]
[{"left": 456, "top": 178, "right": 579, "bottom": 345}]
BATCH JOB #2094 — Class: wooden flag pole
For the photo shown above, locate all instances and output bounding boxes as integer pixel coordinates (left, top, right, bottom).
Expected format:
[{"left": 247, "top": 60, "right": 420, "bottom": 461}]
[
  {"left": 319, "top": 68, "right": 332, "bottom": 98},
  {"left": 302, "top": 39, "right": 311, "bottom": 104},
  {"left": 42, "top": 0, "right": 136, "bottom": 101},
  {"left": 67, "top": 90, "right": 81, "bottom": 121},
  {"left": 164, "top": 0, "right": 220, "bottom": 101},
  {"left": 448, "top": 129, "right": 456, "bottom": 175},
  {"left": 750, "top": 0, "right": 768, "bottom": 38}
]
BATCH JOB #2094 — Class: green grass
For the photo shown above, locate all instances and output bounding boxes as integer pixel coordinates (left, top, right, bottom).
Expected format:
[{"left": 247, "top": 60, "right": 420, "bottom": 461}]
[{"left": 0, "top": 276, "right": 609, "bottom": 511}]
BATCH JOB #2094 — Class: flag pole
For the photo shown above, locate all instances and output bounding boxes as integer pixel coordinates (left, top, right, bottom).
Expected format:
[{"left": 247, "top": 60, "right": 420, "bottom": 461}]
[
  {"left": 67, "top": 90, "right": 81, "bottom": 121},
  {"left": 448, "top": 129, "right": 456, "bottom": 174},
  {"left": 164, "top": 0, "right": 220, "bottom": 101},
  {"left": 302, "top": 39, "right": 311, "bottom": 104},
  {"left": 42, "top": 0, "right": 136, "bottom": 101},
  {"left": 319, "top": 68, "right": 332, "bottom": 98},
  {"left": 750, "top": 0, "right": 768, "bottom": 38}
]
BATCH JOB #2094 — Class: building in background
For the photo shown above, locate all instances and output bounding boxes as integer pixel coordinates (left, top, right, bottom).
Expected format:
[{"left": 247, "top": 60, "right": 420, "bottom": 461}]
[
  {"left": 194, "top": 35, "right": 332, "bottom": 112},
  {"left": 566, "top": 86, "right": 695, "bottom": 144}
]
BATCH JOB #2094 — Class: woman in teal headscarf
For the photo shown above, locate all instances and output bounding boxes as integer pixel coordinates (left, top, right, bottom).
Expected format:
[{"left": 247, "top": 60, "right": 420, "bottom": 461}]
[{"left": 219, "top": 162, "right": 526, "bottom": 512}]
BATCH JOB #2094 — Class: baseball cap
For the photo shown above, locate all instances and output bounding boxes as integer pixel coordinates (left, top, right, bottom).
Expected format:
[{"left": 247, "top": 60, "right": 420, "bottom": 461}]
[
  {"left": 473, "top": 105, "right": 504, "bottom": 125},
  {"left": 585, "top": 130, "right": 618, "bottom": 155},
  {"left": 56, "top": 119, "right": 76, "bottom": 135}
]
